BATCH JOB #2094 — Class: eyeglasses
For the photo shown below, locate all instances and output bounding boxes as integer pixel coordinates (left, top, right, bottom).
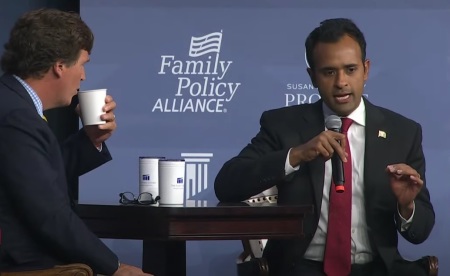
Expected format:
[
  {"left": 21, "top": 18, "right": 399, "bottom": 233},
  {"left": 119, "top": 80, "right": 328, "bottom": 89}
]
[{"left": 119, "top": 192, "right": 160, "bottom": 205}]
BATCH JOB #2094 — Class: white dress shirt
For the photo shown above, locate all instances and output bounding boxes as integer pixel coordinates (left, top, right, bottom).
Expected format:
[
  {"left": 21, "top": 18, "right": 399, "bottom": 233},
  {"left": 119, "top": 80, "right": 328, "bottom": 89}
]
[{"left": 284, "top": 100, "right": 414, "bottom": 264}]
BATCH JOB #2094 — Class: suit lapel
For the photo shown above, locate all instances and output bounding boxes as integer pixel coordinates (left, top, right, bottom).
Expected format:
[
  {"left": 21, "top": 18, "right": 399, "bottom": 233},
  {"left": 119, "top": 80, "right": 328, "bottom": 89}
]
[
  {"left": 298, "top": 100, "right": 326, "bottom": 215},
  {"left": 363, "top": 98, "right": 386, "bottom": 198},
  {"left": 363, "top": 99, "right": 402, "bottom": 268}
]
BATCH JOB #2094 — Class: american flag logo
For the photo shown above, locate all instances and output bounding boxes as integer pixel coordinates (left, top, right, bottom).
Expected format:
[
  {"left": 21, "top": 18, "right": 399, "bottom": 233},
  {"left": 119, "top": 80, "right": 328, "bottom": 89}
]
[{"left": 189, "top": 31, "right": 223, "bottom": 57}]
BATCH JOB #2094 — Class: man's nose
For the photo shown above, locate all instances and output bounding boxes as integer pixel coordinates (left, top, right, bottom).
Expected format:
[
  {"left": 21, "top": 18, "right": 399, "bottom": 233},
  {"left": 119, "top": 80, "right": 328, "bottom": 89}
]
[{"left": 334, "top": 70, "right": 349, "bottom": 88}]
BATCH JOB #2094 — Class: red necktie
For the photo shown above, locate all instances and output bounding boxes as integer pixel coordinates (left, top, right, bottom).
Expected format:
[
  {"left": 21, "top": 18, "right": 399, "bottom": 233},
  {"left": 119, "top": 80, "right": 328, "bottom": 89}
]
[{"left": 323, "top": 117, "right": 353, "bottom": 276}]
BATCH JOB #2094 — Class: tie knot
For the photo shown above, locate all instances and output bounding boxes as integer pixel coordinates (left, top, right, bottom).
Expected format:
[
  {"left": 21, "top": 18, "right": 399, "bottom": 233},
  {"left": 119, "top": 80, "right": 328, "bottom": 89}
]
[{"left": 341, "top": 117, "right": 353, "bottom": 133}]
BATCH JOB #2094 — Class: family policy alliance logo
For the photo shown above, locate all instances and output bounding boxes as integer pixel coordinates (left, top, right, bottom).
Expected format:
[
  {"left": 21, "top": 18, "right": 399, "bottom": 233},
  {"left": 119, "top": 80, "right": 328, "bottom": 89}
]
[
  {"left": 154, "top": 31, "right": 241, "bottom": 113},
  {"left": 181, "top": 153, "right": 213, "bottom": 201}
]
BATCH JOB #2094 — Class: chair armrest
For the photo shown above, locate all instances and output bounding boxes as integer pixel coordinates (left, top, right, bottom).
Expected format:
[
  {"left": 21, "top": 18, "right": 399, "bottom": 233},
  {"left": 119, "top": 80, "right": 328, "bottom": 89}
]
[
  {"left": 414, "top": 256, "right": 438, "bottom": 276},
  {"left": 0, "top": 263, "right": 93, "bottom": 276},
  {"left": 428, "top": 256, "right": 439, "bottom": 276}
]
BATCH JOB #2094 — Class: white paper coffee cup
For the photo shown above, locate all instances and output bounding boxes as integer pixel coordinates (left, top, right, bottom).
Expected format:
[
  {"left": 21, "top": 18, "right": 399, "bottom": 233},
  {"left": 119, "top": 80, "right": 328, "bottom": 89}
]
[
  {"left": 78, "top": 89, "right": 107, "bottom": 125},
  {"left": 158, "top": 159, "right": 185, "bottom": 205},
  {"left": 139, "top": 156, "right": 165, "bottom": 197}
]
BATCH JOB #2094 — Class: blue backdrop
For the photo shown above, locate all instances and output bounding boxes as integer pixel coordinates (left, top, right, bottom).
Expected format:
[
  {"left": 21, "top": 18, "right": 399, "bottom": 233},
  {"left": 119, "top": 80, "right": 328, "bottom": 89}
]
[
  {"left": 78, "top": 1, "right": 450, "bottom": 275},
  {"left": 2, "top": 1, "right": 448, "bottom": 275}
]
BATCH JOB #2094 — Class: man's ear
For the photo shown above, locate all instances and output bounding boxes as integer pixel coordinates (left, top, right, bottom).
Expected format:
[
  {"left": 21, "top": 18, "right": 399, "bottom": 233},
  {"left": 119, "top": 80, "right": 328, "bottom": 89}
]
[
  {"left": 52, "top": 61, "right": 65, "bottom": 78},
  {"left": 363, "top": 59, "right": 370, "bottom": 81},
  {"left": 307, "top": 67, "right": 318, "bottom": 88}
]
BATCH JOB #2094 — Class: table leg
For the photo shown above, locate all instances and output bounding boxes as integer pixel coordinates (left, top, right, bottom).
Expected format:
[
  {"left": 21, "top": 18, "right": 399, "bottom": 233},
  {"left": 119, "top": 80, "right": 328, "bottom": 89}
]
[{"left": 142, "top": 240, "right": 186, "bottom": 276}]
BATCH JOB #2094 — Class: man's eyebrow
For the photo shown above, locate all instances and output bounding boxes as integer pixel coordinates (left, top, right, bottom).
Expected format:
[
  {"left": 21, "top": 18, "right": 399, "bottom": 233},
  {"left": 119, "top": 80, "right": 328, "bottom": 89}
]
[{"left": 318, "top": 64, "right": 359, "bottom": 70}]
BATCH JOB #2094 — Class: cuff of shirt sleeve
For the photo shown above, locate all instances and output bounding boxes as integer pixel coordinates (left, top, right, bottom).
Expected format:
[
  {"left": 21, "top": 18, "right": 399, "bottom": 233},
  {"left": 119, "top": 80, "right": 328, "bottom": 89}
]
[
  {"left": 398, "top": 201, "right": 415, "bottom": 232},
  {"left": 285, "top": 148, "right": 300, "bottom": 175}
]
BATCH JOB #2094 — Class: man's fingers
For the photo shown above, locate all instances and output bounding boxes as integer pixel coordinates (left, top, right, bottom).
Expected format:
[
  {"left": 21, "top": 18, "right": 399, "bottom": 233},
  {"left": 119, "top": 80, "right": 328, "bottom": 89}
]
[
  {"left": 387, "top": 164, "right": 420, "bottom": 178},
  {"left": 100, "top": 112, "right": 115, "bottom": 122},
  {"left": 305, "top": 131, "right": 349, "bottom": 162},
  {"left": 410, "top": 175, "right": 424, "bottom": 186},
  {"left": 103, "top": 96, "right": 116, "bottom": 112},
  {"left": 386, "top": 164, "right": 423, "bottom": 187},
  {"left": 105, "top": 94, "right": 114, "bottom": 103},
  {"left": 98, "top": 121, "right": 116, "bottom": 131},
  {"left": 325, "top": 132, "right": 347, "bottom": 162},
  {"left": 317, "top": 138, "right": 334, "bottom": 158},
  {"left": 315, "top": 144, "right": 329, "bottom": 158}
]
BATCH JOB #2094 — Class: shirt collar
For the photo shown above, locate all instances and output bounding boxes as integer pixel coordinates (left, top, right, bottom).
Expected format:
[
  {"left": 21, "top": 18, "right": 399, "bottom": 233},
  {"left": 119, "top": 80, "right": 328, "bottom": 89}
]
[
  {"left": 13, "top": 75, "right": 44, "bottom": 117},
  {"left": 322, "top": 98, "right": 366, "bottom": 127}
]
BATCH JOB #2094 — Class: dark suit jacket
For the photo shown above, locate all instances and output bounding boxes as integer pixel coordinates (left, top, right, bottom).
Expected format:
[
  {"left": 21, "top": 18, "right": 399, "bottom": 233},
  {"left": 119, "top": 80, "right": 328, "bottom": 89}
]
[
  {"left": 0, "top": 74, "right": 118, "bottom": 275},
  {"left": 214, "top": 99, "right": 434, "bottom": 275}
]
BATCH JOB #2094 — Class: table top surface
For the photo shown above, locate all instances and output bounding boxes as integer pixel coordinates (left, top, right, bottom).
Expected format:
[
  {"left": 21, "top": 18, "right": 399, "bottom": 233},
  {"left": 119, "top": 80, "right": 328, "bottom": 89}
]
[
  {"left": 77, "top": 200, "right": 313, "bottom": 240},
  {"left": 77, "top": 200, "right": 314, "bottom": 217}
]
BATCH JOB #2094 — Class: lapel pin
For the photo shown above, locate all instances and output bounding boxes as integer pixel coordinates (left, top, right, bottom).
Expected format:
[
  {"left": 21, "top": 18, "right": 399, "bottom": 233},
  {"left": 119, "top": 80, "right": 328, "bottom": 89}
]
[{"left": 378, "top": 130, "right": 387, "bottom": 139}]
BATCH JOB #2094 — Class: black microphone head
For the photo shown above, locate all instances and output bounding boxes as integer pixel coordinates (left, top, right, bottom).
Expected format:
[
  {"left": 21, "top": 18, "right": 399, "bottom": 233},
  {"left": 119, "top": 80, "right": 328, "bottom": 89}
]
[{"left": 325, "top": 115, "right": 342, "bottom": 131}]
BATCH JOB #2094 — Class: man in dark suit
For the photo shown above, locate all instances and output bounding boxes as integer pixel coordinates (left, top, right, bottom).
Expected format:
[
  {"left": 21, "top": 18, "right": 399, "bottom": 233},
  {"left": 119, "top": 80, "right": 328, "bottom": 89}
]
[
  {"left": 214, "top": 18, "right": 434, "bottom": 276},
  {"left": 0, "top": 9, "right": 152, "bottom": 276}
]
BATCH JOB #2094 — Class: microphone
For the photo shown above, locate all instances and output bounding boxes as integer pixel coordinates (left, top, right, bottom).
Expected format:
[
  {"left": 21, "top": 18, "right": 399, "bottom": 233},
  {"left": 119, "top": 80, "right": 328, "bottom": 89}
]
[{"left": 325, "top": 115, "right": 345, "bottom": 193}]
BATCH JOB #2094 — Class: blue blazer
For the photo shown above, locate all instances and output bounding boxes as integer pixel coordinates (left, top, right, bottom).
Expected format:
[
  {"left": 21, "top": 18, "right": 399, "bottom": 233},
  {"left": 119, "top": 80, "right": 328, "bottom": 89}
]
[{"left": 0, "top": 74, "right": 118, "bottom": 275}]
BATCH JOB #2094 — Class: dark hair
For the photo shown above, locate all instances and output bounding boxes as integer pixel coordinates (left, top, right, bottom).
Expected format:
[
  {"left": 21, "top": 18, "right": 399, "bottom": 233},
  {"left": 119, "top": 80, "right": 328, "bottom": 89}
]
[
  {"left": 305, "top": 18, "right": 366, "bottom": 69},
  {"left": 1, "top": 8, "right": 94, "bottom": 79}
]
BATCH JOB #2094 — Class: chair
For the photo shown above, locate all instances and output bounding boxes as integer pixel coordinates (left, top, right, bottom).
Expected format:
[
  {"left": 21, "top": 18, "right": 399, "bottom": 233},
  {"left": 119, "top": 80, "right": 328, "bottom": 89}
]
[
  {"left": 237, "top": 187, "right": 439, "bottom": 276},
  {"left": 0, "top": 263, "right": 93, "bottom": 276}
]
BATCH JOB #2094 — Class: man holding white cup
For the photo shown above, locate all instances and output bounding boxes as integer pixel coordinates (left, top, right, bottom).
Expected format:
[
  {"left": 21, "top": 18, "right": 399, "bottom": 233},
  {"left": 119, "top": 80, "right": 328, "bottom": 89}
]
[
  {"left": 77, "top": 88, "right": 117, "bottom": 150},
  {"left": 0, "top": 8, "right": 152, "bottom": 276}
]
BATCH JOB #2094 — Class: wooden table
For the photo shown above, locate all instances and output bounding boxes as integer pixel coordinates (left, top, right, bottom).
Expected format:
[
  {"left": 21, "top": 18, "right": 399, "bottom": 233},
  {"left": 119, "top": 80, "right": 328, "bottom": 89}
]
[{"left": 77, "top": 200, "right": 313, "bottom": 276}]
